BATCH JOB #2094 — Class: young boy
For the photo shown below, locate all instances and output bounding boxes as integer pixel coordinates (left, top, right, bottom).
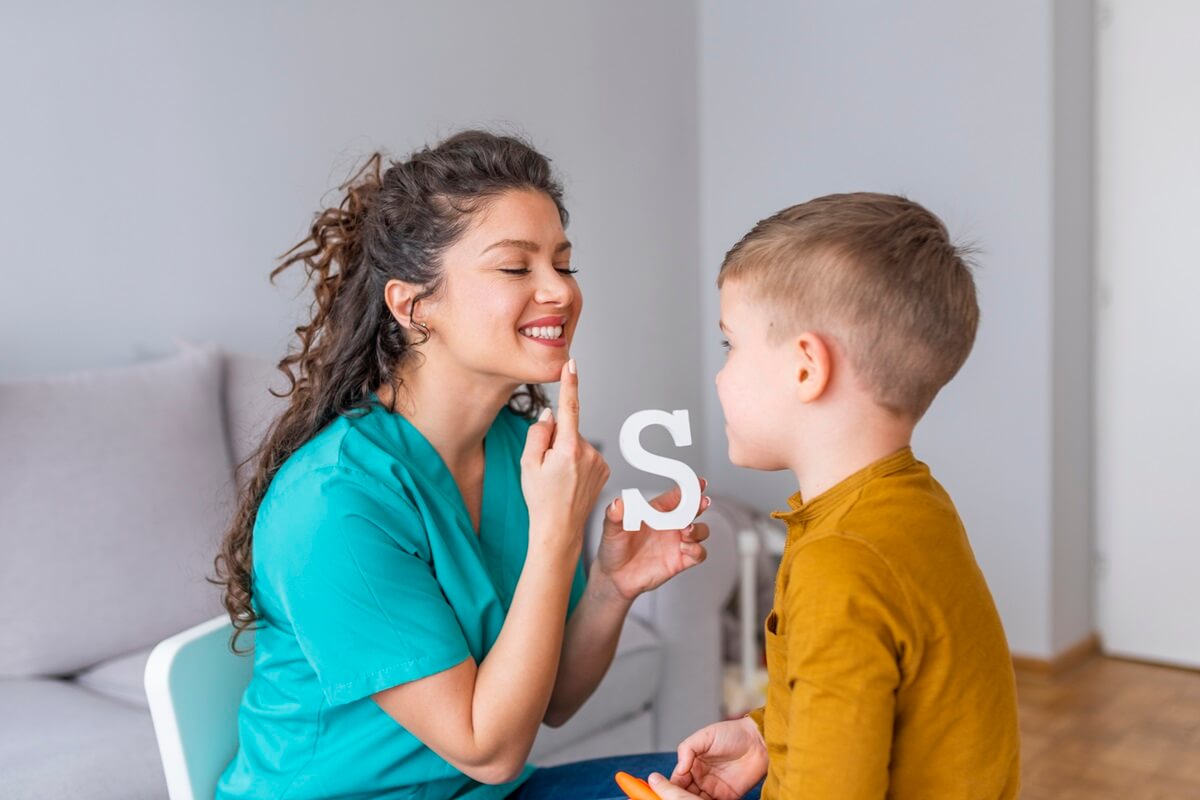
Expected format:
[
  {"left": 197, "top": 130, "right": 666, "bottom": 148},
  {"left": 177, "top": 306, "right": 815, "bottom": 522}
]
[{"left": 647, "top": 193, "right": 1020, "bottom": 800}]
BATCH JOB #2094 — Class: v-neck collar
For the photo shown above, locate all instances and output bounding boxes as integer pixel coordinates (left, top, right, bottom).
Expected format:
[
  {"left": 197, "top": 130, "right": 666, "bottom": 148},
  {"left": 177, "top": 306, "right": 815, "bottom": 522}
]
[{"left": 370, "top": 396, "right": 505, "bottom": 543}]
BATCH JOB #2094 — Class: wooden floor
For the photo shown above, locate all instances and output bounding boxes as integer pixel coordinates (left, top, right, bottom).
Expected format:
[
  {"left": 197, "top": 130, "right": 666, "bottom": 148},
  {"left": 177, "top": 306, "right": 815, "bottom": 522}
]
[{"left": 1018, "top": 656, "right": 1200, "bottom": 799}]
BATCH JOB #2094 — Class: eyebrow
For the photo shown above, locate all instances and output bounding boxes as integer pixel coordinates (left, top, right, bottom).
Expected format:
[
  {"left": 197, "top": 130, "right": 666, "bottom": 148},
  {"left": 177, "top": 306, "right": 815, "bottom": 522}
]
[{"left": 481, "top": 239, "right": 573, "bottom": 256}]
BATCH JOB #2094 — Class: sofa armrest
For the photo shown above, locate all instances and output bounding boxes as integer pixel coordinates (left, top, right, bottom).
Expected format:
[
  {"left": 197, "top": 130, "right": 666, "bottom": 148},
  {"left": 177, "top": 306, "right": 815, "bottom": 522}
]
[{"left": 587, "top": 490, "right": 751, "bottom": 751}]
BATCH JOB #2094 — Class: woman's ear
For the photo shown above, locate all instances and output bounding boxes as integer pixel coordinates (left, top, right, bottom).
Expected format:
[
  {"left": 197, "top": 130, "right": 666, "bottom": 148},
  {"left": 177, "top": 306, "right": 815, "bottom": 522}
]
[
  {"left": 794, "top": 331, "right": 833, "bottom": 403},
  {"left": 383, "top": 279, "right": 428, "bottom": 332}
]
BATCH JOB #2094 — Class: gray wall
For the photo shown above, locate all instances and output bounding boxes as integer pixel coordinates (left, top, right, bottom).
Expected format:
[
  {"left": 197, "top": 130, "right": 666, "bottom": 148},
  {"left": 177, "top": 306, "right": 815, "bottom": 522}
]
[
  {"left": 1, "top": 1, "right": 1093, "bottom": 659},
  {"left": 0, "top": 1, "right": 704, "bottom": 493},
  {"left": 697, "top": 0, "right": 1093, "bottom": 659},
  {"left": 1050, "top": 0, "right": 1095, "bottom": 658}
]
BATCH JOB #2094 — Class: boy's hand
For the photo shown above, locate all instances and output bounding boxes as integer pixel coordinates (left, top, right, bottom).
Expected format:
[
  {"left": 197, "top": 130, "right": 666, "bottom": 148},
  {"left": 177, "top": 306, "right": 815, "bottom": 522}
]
[
  {"left": 668, "top": 717, "right": 768, "bottom": 800},
  {"left": 646, "top": 772, "right": 701, "bottom": 799},
  {"left": 592, "top": 479, "right": 712, "bottom": 601}
]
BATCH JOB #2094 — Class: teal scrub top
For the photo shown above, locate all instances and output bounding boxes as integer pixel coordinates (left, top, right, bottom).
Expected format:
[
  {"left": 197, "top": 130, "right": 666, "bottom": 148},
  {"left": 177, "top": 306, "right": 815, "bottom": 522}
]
[{"left": 216, "top": 401, "right": 587, "bottom": 800}]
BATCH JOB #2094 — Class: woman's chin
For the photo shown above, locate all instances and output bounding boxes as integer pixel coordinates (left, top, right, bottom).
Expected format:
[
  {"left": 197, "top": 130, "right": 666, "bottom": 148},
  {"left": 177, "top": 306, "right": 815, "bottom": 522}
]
[
  {"left": 526, "top": 352, "right": 570, "bottom": 381},
  {"left": 497, "top": 338, "right": 571, "bottom": 384},
  {"left": 508, "top": 361, "right": 566, "bottom": 386}
]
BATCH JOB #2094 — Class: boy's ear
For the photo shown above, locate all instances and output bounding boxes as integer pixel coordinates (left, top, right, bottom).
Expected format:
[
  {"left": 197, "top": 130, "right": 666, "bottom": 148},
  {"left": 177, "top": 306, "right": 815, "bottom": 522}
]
[{"left": 794, "top": 331, "right": 833, "bottom": 404}]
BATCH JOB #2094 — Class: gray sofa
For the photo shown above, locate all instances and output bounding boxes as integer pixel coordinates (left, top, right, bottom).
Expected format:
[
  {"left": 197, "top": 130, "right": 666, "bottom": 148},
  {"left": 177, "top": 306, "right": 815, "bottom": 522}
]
[{"left": 0, "top": 345, "right": 745, "bottom": 799}]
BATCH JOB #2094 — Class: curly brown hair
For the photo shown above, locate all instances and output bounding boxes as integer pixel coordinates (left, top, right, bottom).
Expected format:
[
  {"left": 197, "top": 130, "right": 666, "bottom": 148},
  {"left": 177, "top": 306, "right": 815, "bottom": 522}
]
[{"left": 213, "top": 130, "right": 568, "bottom": 652}]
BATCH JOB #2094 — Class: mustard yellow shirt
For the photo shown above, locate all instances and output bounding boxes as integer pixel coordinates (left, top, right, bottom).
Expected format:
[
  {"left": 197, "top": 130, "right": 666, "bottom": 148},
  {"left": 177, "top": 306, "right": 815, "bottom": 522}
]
[{"left": 748, "top": 448, "right": 1020, "bottom": 799}]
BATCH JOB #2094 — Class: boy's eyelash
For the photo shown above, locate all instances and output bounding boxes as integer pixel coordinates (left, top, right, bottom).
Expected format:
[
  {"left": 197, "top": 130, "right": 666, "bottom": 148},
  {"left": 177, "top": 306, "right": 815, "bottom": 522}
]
[
  {"left": 720, "top": 339, "right": 731, "bottom": 350},
  {"left": 499, "top": 267, "right": 578, "bottom": 275}
]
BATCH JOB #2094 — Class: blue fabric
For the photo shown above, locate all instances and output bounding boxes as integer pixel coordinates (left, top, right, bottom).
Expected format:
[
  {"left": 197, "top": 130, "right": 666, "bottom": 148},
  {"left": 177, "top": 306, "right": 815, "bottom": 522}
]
[
  {"left": 507, "top": 753, "right": 763, "bottom": 800},
  {"left": 217, "top": 402, "right": 588, "bottom": 800}
]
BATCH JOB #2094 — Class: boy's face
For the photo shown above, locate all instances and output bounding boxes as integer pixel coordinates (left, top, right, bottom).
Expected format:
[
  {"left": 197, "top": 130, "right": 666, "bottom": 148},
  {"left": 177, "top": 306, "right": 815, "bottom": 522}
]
[{"left": 714, "top": 280, "right": 797, "bottom": 471}]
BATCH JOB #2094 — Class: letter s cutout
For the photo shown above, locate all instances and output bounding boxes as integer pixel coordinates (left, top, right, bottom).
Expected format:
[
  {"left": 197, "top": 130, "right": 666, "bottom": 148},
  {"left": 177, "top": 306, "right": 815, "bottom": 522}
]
[{"left": 618, "top": 409, "right": 701, "bottom": 531}]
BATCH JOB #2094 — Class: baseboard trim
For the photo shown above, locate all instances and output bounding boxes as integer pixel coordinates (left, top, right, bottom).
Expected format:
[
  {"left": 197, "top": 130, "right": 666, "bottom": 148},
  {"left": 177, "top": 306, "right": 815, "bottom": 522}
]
[{"left": 1012, "top": 632, "right": 1101, "bottom": 676}]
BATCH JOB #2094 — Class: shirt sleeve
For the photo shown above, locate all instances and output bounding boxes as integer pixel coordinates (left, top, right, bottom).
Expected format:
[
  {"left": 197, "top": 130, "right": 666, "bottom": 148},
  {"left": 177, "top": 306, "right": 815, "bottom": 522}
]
[
  {"left": 746, "top": 706, "right": 766, "bottom": 737},
  {"left": 777, "top": 534, "right": 912, "bottom": 800},
  {"left": 256, "top": 468, "right": 472, "bottom": 707}
]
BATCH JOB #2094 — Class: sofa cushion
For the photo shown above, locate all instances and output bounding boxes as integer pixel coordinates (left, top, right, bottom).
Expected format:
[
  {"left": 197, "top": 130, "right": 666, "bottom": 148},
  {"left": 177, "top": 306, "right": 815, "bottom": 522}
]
[
  {"left": 534, "top": 710, "right": 654, "bottom": 766},
  {"left": 0, "top": 678, "right": 166, "bottom": 800},
  {"left": 73, "top": 646, "right": 154, "bottom": 710},
  {"left": 531, "top": 614, "right": 662, "bottom": 760},
  {"left": 221, "top": 351, "right": 288, "bottom": 487},
  {"left": 0, "top": 345, "right": 234, "bottom": 677}
]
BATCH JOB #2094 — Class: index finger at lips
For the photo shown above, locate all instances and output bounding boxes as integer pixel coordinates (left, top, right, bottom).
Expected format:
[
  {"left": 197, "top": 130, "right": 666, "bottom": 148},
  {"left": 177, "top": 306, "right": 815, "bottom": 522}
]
[{"left": 554, "top": 358, "right": 580, "bottom": 444}]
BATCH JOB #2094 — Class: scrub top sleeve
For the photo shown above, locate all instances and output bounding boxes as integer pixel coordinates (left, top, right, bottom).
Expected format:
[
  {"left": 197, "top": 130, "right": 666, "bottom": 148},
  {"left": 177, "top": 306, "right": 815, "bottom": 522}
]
[
  {"left": 567, "top": 554, "right": 587, "bottom": 619},
  {"left": 267, "top": 470, "right": 472, "bottom": 707}
]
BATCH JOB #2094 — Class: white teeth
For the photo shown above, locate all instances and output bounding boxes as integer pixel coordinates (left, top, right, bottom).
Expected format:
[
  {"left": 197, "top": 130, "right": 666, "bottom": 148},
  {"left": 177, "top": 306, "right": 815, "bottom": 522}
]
[{"left": 520, "top": 325, "right": 564, "bottom": 340}]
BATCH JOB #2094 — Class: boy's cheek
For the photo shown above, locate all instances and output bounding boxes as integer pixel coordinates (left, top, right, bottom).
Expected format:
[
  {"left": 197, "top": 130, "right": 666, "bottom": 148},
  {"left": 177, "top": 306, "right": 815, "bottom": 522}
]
[
  {"left": 722, "top": 413, "right": 759, "bottom": 468},
  {"left": 725, "top": 431, "right": 747, "bottom": 467}
]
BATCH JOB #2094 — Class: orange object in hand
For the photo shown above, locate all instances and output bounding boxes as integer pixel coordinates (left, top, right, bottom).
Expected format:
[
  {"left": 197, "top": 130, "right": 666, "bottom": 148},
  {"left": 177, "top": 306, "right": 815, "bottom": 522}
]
[{"left": 614, "top": 771, "right": 661, "bottom": 800}]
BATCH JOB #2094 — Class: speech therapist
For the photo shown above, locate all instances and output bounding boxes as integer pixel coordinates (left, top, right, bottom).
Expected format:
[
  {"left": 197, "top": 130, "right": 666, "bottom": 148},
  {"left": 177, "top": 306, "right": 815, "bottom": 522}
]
[{"left": 212, "top": 130, "right": 714, "bottom": 799}]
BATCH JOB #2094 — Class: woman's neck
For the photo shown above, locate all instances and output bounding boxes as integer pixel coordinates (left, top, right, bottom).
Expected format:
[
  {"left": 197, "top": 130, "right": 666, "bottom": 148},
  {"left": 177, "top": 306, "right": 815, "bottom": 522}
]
[{"left": 378, "top": 356, "right": 520, "bottom": 475}]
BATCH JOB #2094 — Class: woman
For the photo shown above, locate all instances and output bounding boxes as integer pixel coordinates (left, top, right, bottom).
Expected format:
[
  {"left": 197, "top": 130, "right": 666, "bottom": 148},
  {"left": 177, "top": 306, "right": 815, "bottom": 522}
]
[{"left": 214, "top": 130, "right": 714, "bottom": 799}]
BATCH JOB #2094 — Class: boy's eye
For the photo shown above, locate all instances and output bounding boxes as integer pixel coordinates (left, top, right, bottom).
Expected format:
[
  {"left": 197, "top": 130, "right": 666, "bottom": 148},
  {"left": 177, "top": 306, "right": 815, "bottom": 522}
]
[{"left": 720, "top": 338, "right": 731, "bottom": 351}]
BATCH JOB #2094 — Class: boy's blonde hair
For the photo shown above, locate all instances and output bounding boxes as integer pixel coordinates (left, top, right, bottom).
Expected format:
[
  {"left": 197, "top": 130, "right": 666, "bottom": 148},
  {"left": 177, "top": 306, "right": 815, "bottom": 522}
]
[{"left": 718, "top": 192, "right": 978, "bottom": 419}]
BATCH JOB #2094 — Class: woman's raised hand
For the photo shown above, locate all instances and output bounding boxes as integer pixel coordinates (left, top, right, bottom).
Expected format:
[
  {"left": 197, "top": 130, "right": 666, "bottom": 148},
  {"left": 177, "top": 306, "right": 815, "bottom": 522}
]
[
  {"left": 590, "top": 477, "right": 712, "bottom": 602},
  {"left": 520, "top": 359, "right": 610, "bottom": 560}
]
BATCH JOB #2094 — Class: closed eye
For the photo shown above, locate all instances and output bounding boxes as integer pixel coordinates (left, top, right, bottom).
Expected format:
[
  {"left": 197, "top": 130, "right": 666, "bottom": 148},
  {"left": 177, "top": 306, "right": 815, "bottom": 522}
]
[
  {"left": 720, "top": 339, "right": 731, "bottom": 351},
  {"left": 499, "top": 267, "right": 579, "bottom": 276}
]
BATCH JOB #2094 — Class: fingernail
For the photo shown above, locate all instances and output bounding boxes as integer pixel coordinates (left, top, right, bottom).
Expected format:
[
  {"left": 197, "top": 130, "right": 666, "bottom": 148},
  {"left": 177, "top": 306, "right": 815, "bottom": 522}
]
[
  {"left": 539, "top": 407, "right": 552, "bottom": 422},
  {"left": 568, "top": 358, "right": 577, "bottom": 375}
]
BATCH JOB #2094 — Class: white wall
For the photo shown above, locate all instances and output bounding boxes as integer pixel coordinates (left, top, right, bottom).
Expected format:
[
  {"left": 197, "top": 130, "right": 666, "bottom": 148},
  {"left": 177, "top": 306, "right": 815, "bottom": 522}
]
[
  {"left": 0, "top": 1, "right": 703, "bottom": 492},
  {"left": 698, "top": 0, "right": 1093, "bottom": 659},
  {"left": 1095, "top": 0, "right": 1200, "bottom": 668}
]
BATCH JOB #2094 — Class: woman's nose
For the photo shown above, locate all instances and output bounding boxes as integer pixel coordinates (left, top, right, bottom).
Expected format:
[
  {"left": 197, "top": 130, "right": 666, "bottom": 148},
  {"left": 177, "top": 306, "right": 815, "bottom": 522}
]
[{"left": 533, "top": 267, "right": 573, "bottom": 305}]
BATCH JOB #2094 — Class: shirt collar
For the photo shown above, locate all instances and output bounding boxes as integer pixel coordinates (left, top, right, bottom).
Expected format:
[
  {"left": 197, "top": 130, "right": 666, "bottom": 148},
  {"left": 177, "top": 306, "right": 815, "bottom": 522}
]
[{"left": 771, "top": 447, "right": 917, "bottom": 527}]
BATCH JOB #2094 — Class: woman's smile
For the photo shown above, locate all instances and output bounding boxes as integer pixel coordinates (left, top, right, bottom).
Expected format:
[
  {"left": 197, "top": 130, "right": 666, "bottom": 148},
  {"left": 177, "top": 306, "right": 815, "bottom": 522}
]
[{"left": 518, "top": 315, "right": 568, "bottom": 348}]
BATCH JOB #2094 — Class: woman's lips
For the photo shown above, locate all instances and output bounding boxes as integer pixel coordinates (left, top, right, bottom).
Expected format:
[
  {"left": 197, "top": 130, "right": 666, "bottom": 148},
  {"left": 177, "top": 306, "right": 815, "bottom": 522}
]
[
  {"left": 519, "top": 317, "right": 568, "bottom": 348},
  {"left": 522, "top": 333, "right": 567, "bottom": 348}
]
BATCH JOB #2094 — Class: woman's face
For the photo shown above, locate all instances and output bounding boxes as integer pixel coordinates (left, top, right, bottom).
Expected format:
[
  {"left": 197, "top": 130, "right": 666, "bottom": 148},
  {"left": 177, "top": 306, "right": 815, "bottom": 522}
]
[{"left": 422, "top": 189, "right": 581, "bottom": 386}]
